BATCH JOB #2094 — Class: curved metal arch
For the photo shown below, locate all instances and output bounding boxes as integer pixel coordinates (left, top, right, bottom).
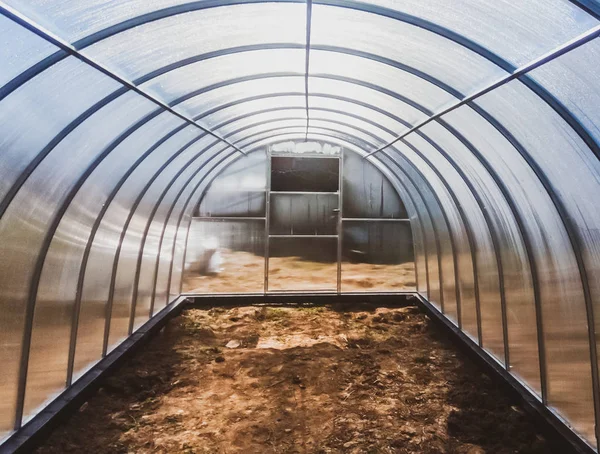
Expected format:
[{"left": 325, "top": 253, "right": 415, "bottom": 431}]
[
  {"left": 168, "top": 72, "right": 433, "bottom": 115},
  {"left": 216, "top": 78, "right": 599, "bottom": 409},
  {"left": 0, "top": 62, "right": 442, "bottom": 224},
  {"left": 0, "top": 56, "right": 431, "bottom": 224},
  {"left": 65, "top": 122, "right": 205, "bottom": 384},
  {"left": 2, "top": 0, "right": 598, "bottom": 166},
  {"left": 14, "top": 105, "right": 162, "bottom": 426},
  {"left": 448, "top": 104, "right": 600, "bottom": 429},
  {"left": 128, "top": 143, "right": 237, "bottom": 323},
  {"left": 434, "top": 116, "right": 600, "bottom": 430},
  {"left": 225, "top": 115, "right": 395, "bottom": 147},
  {"left": 102, "top": 139, "right": 229, "bottom": 348},
  {"left": 211, "top": 105, "right": 396, "bottom": 135},
  {"left": 163, "top": 150, "right": 251, "bottom": 299}
]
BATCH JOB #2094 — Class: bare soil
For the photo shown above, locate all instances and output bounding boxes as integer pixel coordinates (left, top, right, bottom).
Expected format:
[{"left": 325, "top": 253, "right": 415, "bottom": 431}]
[
  {"left": 182, "top": 250, "right": 416, "bottom": 293},
  {"left": 37, "top": 304, "right": 555, "bottom": 454}
]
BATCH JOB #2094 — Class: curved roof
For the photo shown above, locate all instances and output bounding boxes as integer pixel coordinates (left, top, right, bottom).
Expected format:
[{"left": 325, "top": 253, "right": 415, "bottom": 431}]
[{"left": 1, "top": 0, "right": 600, "bottom": 450}]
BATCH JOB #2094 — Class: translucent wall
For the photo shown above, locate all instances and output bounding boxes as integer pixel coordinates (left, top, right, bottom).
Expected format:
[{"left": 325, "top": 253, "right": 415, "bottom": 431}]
[{"left": 2, "top": 0, "right": 600, "bottom": 451}]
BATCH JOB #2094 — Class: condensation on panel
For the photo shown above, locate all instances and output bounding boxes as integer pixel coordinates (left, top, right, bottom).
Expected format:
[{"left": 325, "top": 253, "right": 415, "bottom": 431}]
[
  {"left": 184, "top": 219, "right": 265, "bottom": 294},
  {"left": 341, "top": 221, "right": 415, "bottom": 292},
  {"left": 343, "top": 151, "right": 407, "bottom": 219},
  {"left": 197, "top": 150, "right": 266, "bottom": 217},
  {"left": 474, "top": 81, "right": 598, "bottom": 441}
]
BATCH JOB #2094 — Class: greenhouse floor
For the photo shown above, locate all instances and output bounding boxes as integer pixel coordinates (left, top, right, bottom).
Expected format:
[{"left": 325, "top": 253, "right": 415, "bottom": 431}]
[{"left": 37, "top": 304, "right": 556, "bottom": 454}]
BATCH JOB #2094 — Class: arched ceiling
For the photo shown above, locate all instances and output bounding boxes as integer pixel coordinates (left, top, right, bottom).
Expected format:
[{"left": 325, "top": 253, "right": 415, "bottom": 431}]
[{"left": 3, "top": 0, "right": 600, "bottom": 449}]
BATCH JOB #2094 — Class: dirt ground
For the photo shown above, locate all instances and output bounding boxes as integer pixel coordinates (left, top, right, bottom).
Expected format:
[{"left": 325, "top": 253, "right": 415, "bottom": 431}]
[
  {"left": 182, "top": 250, "right": 416, "bottom": 293},
  {"left": 37, "top": 303, "right": 556, "bottom": 454}
]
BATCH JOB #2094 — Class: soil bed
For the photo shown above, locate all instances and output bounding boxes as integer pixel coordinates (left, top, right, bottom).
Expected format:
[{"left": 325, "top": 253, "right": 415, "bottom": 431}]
[{"left": 38, "top": 304, "right": 556, "bottom": 453}]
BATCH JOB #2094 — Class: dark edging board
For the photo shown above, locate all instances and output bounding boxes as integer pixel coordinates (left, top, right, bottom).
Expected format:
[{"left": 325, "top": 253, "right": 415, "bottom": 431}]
[
  {"left": 1, "top": 292, "right": 591, "bottom": 454},
  {"left": 412, "top": 294, "right": 591, "bottom": 454},
  {"left": 0, "top": 297, "right": 188, "bottom": 454}
]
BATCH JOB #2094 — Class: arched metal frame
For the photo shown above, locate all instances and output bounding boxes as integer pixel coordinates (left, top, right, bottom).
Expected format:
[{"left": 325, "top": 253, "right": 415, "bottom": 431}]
[{"left": 1, "top": 0, "right": 600, "bottom": 450}]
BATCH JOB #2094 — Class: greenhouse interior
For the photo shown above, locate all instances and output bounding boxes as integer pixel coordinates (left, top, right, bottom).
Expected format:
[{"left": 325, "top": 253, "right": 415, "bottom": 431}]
[{"left": 1, "top": 0, "right": 600, "bottom": 452}]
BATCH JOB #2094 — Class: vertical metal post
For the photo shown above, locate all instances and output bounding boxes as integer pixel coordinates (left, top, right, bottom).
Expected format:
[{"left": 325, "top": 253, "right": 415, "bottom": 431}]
[
  {"left": 336, "top": 149, "right": 343, "bottom": 293},
  {"left": 264, "top": 147, "right": 272, "bottom": 293}
]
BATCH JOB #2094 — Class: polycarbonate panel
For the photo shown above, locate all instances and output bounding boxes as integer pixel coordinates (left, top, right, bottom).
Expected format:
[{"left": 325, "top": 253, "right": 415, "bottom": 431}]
[
  {"left": 309, "top": 119, "right": 393, "bottom": 147},
  {"left": 214, "top": 108, "right": 306, "bottom": 133},
  {"left": 0, "top": 89, "right": 154, "bottom": 432},
  {"left": 84, "top": 3, "right": 305, "bottom": 80},
  {"left": 23, "top": 111, "right": 185, "bottom": 422},
  {"left": 223, "top": 119, "right": 307, "bottom": 142},
  {"left": 0, "top": 56, "right": 120, "bottom": 203},
  {"left": 135, "top": 158, "right": 222, "bottom": 324},
  {"left": 198, "top": 150, "right": 266, "bottom": 217},
  {"left": 360, "top": 0, "right": 598, "bottom": 67},
  {"left": 310, "top": 50, "right": 457, "bottom": 113},
  {"left": 395, "top": 136, "right": 490, "bottom": 347},
  {"left": 108, "top": 142, "right": 230, "bottom": 352},
  {"left": 529, "top": 39, "right": 600, "bottom": 146},
  {"left": 72, "top": 135, "right": 221, "bottom": 380},
  {"left": 311, "top": 4, "right": 508, "bottom": 96},
  {"left": 390, "top": 151, "right": 459, "bottom": 324},
  {"left": 474, "top": 81, "right": 598, "bottom": 442},
  {"left": 184, "top": 219, "right": 265, "bottom": 294},
  {"left": 176, "top": 76, "right": 305, "bottom": 120},
  {"left": 390, "top": 146, "right": 472, "bottom": 326},
  {"left": 145, "top": 166, "right": 213, "bottom": 319},
  {"left": 235, "top": 127, "right": 309, "bottom": 149},
  {"left": 141, "top": 49, "right": 304, "bottom": 105},
  {"left": 153, "top": 195, "right": 188, "bottom": 314},
  {"left": 308, "top": 76, "right": 428, "bottom": 126},
  {"left": 341, "top": 220, "right": 415, "bottom": 292},
  {"left": 169, "top": 209, "right": 191, "bottom": 299},
  {"left": 343, "top": 151, "right": 407, "bottom": 219},
  {"left": 310, "top": 110, "right": 395, "bottom": 138},
  {"left": 0, "top": 15, "right": 58, "bottom": 88},
  {"left": 200, "top": 95, "right": 307, "bottom": 129},
  {"left": 305, "top": 126, "right": 382, "bottom": 151},
  {"left": 309, "top": 96, "right": 407, "bottom": 134},
  {"left": 271, "top": 193, "right": 339, "bottom": 236},
  {"left": 374, "top": 153, "right": 441, "bottom": 306},
  {"left": 417, "top": 122, "right": 514, "bottom": 364}
]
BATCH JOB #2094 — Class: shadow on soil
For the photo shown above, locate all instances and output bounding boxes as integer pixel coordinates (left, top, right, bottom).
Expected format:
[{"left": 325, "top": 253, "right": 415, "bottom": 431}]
[{"left": 37, "top": 304, "right": 560, "bottom": 454}]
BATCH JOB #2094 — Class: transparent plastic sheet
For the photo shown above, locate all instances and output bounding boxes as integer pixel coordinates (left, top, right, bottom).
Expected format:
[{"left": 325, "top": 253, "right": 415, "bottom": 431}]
[{"left": 474, "top": 80, "right": 599, "bottom": 444}]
